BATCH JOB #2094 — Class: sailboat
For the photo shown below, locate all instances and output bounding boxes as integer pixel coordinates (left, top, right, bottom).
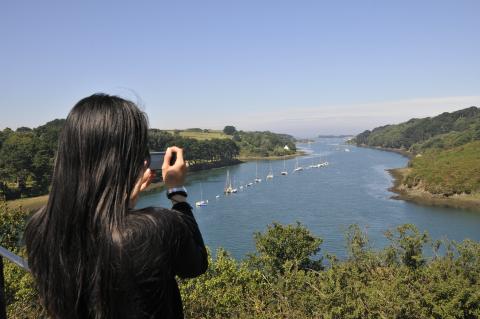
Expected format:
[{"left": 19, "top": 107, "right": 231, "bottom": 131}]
[
  {"left": 231, "top": 176, "right": 238, "bottom": 193},
  {"left": 195, "top": 183, "right": 208, "bottom": 207},
  {"left": 281, "top": 156, "right": 288, "bottom": 175},
  {"left": 224, "top": 170, "right": 235, "bottom": 194},
  {"left": 293, "top": 157, "right": 303, "bottom": 172},
  {"left": 254, "top": 162, "right": 262, "bottom": 183},
  {"left": 266, "top": 163, "right": 274, "bottom": 179},
  {"left": 316, "top": 155, "right": 329, "bottom": 168}
]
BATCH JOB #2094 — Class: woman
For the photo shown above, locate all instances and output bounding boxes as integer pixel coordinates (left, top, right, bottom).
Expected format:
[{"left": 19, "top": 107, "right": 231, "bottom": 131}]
[{"left": 25, "top": 94, "right": 208, "bottom": 318}]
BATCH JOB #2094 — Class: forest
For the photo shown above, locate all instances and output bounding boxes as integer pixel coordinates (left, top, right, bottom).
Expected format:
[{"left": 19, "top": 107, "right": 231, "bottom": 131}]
[
  {"left": 0, "top": 121, "right": 296, "bottom": 200},
  {"left": 2, "top": 201, "right": 479, "bottom": 318}
]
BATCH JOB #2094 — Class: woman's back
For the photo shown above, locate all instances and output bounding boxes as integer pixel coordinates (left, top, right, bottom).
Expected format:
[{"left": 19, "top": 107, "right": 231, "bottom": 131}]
[{"left": 24, "top": 94, "right": 207, "bottom": 318}]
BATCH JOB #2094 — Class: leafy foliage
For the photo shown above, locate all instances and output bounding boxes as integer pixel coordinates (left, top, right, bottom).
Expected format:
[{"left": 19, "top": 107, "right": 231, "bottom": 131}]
[
  {"left": 236, "top": 131, "right": 297, "bottom": 157},
  {"left": 1, "top": 121, "right": 295, "bottom": 199},
  {"left": 0, "top": 120, "right": 64, "bottom": 199},
  {"left": 0, "top": 200, "right": 44, "bottom": 318},
  {"left": 353, "top": 106, "right": 480, "bottom": 150},
  {"left": 223, "top": 126, "right": 237, "bottom": 135},
  {"left": 148, "top": 129, "right": 240, "bottom": 166},
  {"left": 247, "top": 222, "right": 323, "bottom": 275},
  {"left": 405, "top": 141, "right": 480, "bottom": 195},
  {"left": 2, "top": 207, "right": 480, "bottom": 318}
]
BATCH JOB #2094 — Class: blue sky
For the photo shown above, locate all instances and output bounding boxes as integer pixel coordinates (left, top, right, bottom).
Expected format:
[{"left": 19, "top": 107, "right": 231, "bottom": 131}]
[{"left": 1, "top": 0, "right": 479, "bottom": 136}]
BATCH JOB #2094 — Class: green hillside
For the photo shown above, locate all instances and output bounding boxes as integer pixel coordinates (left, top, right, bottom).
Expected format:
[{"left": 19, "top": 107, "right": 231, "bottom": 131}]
[
  {"left": 354, "top": 106, "right": 480, "bottom": 151},
  {"left": 406, "top": 141, "right": 480, "bottom": 195},
  {"left": 353, "top": 106, "right": 480, "bottom": 199}
]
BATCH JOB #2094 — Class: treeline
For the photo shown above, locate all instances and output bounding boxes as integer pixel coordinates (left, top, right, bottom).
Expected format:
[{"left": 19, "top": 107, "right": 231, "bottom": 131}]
[
  {"left": 353, "top": 106, "right": 480, "bottom": 151},
  {"left": 0, "top": 121, "right": 296, "bottom": 199},
  {"left": 233, "top": 130, "right": 297, "bottom": 157},
  {"left": 352, "top": 106, "right": 480, "bottom": 197},
  {"left": 2, "top": 202, "right": 479, "bottom": 318},
  {"left": 0, "top": 120, "right": 65, "bottom": 199},
  {"left": 148, "top": 129, "right": 240, "bottom": 165}
]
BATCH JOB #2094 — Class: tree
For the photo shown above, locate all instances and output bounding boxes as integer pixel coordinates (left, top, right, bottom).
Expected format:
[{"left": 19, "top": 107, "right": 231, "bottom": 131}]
[
  {"left": 223, "top": 126, "right": 237, "bottom": 135},
  {"left": 248, "top": 222, "right": 323, "bottom": 274}
]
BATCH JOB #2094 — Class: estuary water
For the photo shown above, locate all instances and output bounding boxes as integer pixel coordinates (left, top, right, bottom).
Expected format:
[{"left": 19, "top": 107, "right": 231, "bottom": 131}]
[{"left": 136, "top": 138, "right": 480, "bottom": 260}]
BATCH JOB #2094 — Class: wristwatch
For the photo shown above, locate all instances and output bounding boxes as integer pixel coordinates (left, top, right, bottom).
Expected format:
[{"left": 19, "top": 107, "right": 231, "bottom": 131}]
[{"left": 167, "top": 186, "right": 188, "bottom": 199}]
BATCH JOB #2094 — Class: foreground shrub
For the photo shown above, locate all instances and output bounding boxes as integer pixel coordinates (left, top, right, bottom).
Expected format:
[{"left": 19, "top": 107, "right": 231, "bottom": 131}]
[{"left": 1, "top": 201, "right": 479, "bottom": 318}]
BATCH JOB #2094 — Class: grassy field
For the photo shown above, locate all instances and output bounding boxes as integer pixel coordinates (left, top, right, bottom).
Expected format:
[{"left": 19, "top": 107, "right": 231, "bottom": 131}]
[
  {"left": 405, "top": 141, "right": 480, "bottom": 195},
  {"left": 166, "top": 130, "right": 230, "bottom": 140},
  {"left": 7, "top": 194, "right": 49, "bottom": 213}
]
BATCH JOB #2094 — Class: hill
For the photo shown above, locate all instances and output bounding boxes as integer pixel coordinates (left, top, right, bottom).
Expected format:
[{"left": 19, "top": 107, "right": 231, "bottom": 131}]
[
  {"left": 352, "top": 106, "right": 480, "bottom": 210},
  {"left": 354, "top": 106, "right": 480, "bottom": 151}
]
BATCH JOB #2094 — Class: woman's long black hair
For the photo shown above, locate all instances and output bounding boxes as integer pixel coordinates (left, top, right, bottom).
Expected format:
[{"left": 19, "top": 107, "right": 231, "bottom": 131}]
[{"left": 25, "top": 94, "right": 150, "bottom": 318}]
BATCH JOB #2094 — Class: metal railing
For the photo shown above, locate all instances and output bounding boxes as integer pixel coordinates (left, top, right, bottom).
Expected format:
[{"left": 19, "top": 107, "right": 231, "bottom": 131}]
[{"left": 0, "top": 245, "right": 29, "bottom": 319}]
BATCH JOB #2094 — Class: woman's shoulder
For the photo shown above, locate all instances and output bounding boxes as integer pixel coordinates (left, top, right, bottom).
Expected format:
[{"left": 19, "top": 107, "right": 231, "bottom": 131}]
[{"left": 125, "top": 206, "right": 185, "bottom": 241}]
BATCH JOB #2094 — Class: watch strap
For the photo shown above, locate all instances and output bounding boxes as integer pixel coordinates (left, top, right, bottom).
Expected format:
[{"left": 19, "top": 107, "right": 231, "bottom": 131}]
[{"left": 167, "top": 186, "right": 188, "bottom": 199}]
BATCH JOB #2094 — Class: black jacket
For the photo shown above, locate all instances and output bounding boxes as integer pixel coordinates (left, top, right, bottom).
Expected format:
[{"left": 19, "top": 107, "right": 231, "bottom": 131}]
[{"left": 125, "top": 202, "right": 208, "bottom": 318}]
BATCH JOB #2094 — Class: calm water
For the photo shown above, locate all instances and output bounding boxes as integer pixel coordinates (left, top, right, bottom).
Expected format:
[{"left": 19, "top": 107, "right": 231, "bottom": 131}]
[{"left": 136, "top": 138, "right": 480, "bottom": 260}]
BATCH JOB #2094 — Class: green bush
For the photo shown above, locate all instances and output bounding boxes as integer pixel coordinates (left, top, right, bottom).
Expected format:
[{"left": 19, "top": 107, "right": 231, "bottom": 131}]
[{"left": 2, "top": 203, "right": 480, "bottom": 318}]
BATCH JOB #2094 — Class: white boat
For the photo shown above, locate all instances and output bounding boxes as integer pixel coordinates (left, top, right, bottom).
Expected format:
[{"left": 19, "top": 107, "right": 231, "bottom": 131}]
[
  {"left": 195, "top": 200, "right": 208, "bottom": 207},
  {"left": 231, "top": 177, "right": 238, "bottom": 193},
  {"left": 266, "top": 163, "right": 274, "bottom": 179},
  {"left": 280, "top": 156, "right": 288, "bottom": 175},
  {"left": 195, "top": 183, "right": 209, "bottom": 206},
  {"left": 254, "top": 162, "right": 262, "bottom": 183},
  {"left": 316, "top": 156, "right": 329, "bottom": 168},
  {"left": 247, "top": 182, "right": 254, "bottom": 186},
  {"left": 345, "top": 148, "right": 351, "bottom": 152},
  {"left": 224, "top": 170, "right": 235, "bottom": 194},
  {"left": 293, "top": 157, "right": 303, "bottom": 172},
  {"left": 216, "top": 195, "right": 220, "bottom": 199}
]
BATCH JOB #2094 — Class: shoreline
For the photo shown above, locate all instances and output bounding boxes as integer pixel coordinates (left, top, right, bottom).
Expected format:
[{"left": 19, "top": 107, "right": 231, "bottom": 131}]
[
  {"left": 388, "top": 168, "right": 480, "bottom": 212},
  {"left": 357, "top": 144, "right": 480, "bottom": 212},
  {"left": 238, "top": 150, "right": 306, "bottom": 161},
  {"left": 356, "top": 144, "right": 414, "bottom": 159},
  {"left": 6, "top": 151, "right": 306, "bottom": 211}
]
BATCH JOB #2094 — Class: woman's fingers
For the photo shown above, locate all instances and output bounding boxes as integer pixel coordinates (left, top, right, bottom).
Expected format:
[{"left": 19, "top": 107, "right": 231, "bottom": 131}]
[
  {"left": 162, "top": 146, "right": 187, "bottom": 188},
  {"left": 162, "top": 147, "right": 174, "bottom": 170}
]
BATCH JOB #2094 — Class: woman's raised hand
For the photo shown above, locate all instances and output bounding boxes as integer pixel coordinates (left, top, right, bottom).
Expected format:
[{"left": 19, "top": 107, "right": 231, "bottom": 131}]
[
  {"left": 129, "top": 162, "right": 156, "bottom": 208},
  {"left": 162, "top": 146, "right": 187, "bottom": 188}
]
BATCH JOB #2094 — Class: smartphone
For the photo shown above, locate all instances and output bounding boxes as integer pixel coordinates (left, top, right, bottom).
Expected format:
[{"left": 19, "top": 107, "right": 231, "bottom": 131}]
[
  {"left": 149, "top": 152, "right": 165, "bottom": 170},
  {"left": 148, "top": 151, "right": 177, "bottom": 170}
]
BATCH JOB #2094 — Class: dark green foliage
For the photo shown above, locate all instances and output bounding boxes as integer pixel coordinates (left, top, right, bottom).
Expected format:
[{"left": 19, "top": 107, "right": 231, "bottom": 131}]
[
  {"left": 148, "top": 130, "right": 240, "bottom": 165},
  {"left": 405, "top": 141, "right": 480, "bottom": 195},
  {"left": 384, "top": 224, "right": 429, "bottom": 269},
  {"left": 247, "top": 222, "right": 323, "bottom": 275},
  {"left": 237, "top": 131, "right": 296, "bottom": 157},
  {"left": 180, "top": 222, "right": 480, "bottom": 318},
  {"left": 2, "top": 208, "right": 480, "bottom": 318},
  {"left": 148, "top": 129, "right": 296, "bottom": 160},
  {"left": 0, "top": 120, "right": 64, "bottom": 199},
  {"left": 223, "top": 126, "right": 237, "bottom": 135},
  {"left": 0, "top": 120, "right": 294, "bottom": 200},
  {"left": 353, "top": 106, "right": 480, "bottom": 151},
  {"left": 0, "top": 200, "right": 44, "bottom": 318}
]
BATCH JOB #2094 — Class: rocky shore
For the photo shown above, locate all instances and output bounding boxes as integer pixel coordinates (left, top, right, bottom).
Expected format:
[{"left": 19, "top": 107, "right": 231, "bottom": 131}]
[{"left": 388, "top": 167, "right": 480, "bottom": 212}]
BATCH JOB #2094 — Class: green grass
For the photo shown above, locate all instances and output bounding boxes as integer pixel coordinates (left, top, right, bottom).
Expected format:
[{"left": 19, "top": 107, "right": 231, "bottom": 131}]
[
  {"left": 7, "top": 194, "right": 49, "bottom": 212},
  {"left": 166, "top": 130, "right": 230, "bottom": 140},
  {"left": 405, "top": 141, "right": 480, "bottom": 195}
]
